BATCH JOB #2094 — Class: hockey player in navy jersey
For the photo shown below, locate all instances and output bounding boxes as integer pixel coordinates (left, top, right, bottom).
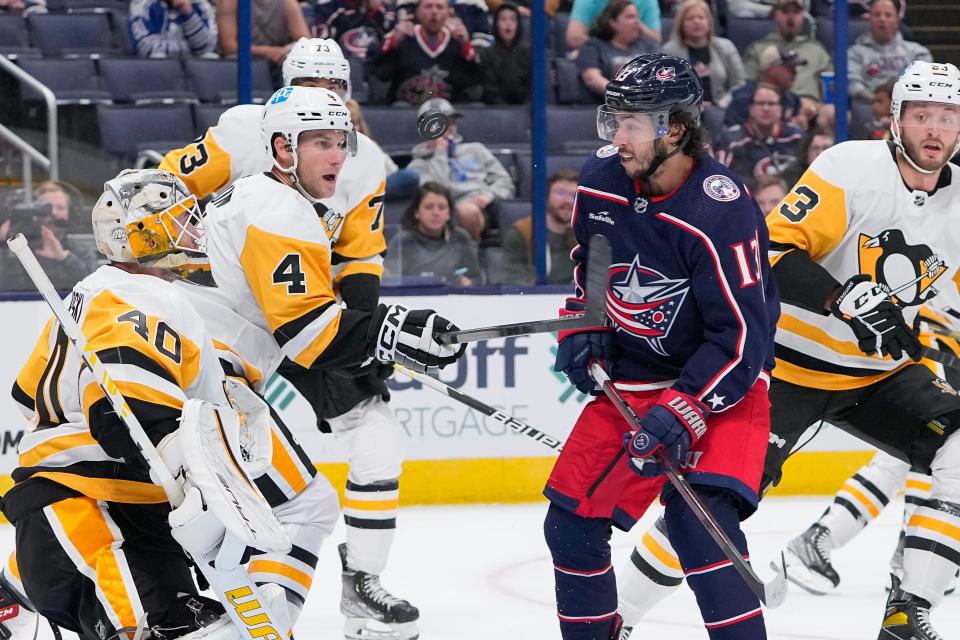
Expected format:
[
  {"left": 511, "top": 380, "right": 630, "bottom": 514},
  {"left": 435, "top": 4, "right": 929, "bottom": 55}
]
[{"left": 543, "top": 53, "right": 780, "bottom": 640}]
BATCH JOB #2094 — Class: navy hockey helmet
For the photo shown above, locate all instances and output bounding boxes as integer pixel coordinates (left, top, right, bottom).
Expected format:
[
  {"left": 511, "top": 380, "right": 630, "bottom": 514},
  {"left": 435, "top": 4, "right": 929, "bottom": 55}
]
[{"left": 599, "top": 54, "right": 703, "bottom": 143}]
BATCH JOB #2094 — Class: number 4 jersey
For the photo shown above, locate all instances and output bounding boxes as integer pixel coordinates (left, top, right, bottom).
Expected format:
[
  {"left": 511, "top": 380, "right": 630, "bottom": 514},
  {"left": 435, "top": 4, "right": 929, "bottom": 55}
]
[{"left": 767, "top": 139, "right": 960, "bottom": 390}]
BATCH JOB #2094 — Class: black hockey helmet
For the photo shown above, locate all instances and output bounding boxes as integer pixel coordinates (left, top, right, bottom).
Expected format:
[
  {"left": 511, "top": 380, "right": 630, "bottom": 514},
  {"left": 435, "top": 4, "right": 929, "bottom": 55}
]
[{"left": 603, "top": 53, "right": 703, "bottom": 124}]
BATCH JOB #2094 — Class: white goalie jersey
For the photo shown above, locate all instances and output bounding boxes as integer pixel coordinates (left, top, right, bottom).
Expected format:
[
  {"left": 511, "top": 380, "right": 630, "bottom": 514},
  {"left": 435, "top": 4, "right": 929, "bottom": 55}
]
[{"left": 159, "top": 104, "right": 388, "bottom": 286}]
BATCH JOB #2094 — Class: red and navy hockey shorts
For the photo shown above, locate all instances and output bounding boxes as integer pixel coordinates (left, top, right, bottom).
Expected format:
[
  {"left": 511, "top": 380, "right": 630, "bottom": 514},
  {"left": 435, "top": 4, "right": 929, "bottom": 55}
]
[{"left": 544, "top": 379, "right": 770, "bottom": 531}]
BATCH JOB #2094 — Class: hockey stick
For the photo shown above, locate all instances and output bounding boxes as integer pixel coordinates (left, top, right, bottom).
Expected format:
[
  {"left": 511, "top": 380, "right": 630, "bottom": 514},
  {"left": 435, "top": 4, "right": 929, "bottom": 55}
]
[
  {"left": 6, "top": 234, "right": 288, "bottom": 640},
  {"left": 436, "top": 234, "right": 612, "bottom": 345},
  {"left": 393, "top": 364, "right": 564, "bottom": 451},
  {"left": 589, "top": 363, "right": 789, "bottom": 608}
]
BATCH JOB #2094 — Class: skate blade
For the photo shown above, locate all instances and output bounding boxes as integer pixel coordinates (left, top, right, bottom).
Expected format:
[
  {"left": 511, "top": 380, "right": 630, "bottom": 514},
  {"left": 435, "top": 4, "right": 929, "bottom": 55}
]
[
  {"left": 776, "top": 550, "right": 835, "bottom": 596},
  {"left": 344, "top": 618, "right": 418, "bottom": 640}
]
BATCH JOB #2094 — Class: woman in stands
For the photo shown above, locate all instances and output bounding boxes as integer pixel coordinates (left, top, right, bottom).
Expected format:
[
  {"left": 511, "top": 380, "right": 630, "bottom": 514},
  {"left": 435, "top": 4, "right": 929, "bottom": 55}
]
[
  {"left": 385, "top": 182, "right": 482, "bottom": 286},
  {"left": 577, "top": 0, "right": 659, "bottom": 101},
  {"left": 481, "top": 2, "right": 532, "bottom": 104}
]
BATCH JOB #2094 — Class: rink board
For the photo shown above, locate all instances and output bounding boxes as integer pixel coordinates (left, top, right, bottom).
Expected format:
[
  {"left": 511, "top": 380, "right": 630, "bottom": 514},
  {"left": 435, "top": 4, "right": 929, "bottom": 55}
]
[{"left": 0, "top": 293, "right": 877, "bottom": 514}]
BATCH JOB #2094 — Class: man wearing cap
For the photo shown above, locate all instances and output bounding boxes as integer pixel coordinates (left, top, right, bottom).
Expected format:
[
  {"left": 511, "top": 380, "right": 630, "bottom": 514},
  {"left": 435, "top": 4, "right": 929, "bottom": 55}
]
[
  {"left": 743, "top": 0, "right": 833, "bottom": 101},
  {"left": 724, "top": 45, "right": 804, "bottom": 128},
  {"left": 407, "top": 97, "right": 515, "bottom": 241},
  {"left": 848, "top": 0, "right": 931, "bottom": 102}
]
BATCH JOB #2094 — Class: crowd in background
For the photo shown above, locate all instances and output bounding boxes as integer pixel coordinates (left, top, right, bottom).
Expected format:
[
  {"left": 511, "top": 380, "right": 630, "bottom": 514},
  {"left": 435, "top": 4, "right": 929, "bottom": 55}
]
[{"left": 0, "top": 0, "right": 937, "bottom": 290}]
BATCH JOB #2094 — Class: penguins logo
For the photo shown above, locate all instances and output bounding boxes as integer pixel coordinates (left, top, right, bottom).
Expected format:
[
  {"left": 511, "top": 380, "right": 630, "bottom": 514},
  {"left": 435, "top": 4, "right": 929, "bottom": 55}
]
[
  {"left": 858, "top": 229, "right": 947, "bottom": 306},
  {"left": 606, "top": 256, "right": 689, "bottom": 356}
]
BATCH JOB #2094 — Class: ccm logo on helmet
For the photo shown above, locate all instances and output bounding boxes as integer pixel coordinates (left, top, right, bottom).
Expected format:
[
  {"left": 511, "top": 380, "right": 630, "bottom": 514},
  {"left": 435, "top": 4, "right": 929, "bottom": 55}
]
[{"left": 655, "top": 67, "right": 676, "bottom": 82}]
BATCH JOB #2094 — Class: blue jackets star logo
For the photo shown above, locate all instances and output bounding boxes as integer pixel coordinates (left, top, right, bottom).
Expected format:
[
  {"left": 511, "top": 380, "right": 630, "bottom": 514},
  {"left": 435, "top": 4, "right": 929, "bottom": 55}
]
[{"left": 606, "top": 256, "right": 690, "bottom": 356}]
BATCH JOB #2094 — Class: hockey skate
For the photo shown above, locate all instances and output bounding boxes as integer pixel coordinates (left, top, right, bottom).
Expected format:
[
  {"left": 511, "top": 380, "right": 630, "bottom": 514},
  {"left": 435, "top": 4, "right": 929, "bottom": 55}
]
[
  {"left": 779, "top": 524, "right": 840, "bottom": 595},
  {"left": 878, "top": 585, "right": 944, "bottom": 640},
  {"left": 339, "top": 544, "right": 419, "bottom": 640},
  {"left": 0, "top": 577, "right": 42, "bottom": 640}
]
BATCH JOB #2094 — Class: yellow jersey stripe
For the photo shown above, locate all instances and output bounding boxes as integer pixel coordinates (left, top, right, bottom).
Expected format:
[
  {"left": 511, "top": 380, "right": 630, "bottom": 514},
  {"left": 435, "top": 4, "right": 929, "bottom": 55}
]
[{"left": 34, "top": 471, "right": 168, "bottom": 504}]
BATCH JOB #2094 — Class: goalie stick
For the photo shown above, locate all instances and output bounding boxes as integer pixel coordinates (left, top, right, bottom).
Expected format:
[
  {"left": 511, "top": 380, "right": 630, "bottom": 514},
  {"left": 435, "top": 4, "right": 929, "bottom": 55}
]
[
  {"left": 436, "top": 234, "right": 612, "bottom": 345},
  {"left": 589, "top": 363, "right": 789, "bottom": 608},
  {"left": 393, "top": 364, "right": 563, "bottom": 451},
  {"left": 7, "top": 233, "right": 289, "bottom": 640}
]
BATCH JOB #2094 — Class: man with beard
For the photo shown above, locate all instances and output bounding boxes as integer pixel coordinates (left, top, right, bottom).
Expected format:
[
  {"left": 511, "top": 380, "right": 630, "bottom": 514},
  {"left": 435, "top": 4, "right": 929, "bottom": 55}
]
[
  {"left": 500, "top": 170, "right": 578, "bottom": 285},
  {"left": 614, "top": 60, "right": 960, "bottom": 640},
  {"left": 848, "top": 0, "right": 930, "bottom": 103}
]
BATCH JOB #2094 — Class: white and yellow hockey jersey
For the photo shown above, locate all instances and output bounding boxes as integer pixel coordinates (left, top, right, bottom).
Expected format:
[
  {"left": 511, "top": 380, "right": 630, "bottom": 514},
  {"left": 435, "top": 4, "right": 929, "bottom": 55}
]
[
  {"left": 159, "top": 104, "right": 387, "bottom": 285},
  {"left": 10, "top": 266, "right": 228, "bottom": 506},
  {"left": 767, "top": 140, "right": 960, "bottom": 390},
  {"left": 201, "top": 172, "right": 373, "bottom": 371}
]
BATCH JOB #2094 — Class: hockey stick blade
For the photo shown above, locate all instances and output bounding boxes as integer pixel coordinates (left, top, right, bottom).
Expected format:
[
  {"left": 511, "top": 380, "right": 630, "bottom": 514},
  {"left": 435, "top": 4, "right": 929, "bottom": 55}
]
[
  {"left": 436, "top": 234, "right": 611, "bottom": 345},
  {"left": 589, "top": 363, "right": 789, "bottom": 608},
  {"left": 394, "top": 364, "right": 564, "bottom": 451}
]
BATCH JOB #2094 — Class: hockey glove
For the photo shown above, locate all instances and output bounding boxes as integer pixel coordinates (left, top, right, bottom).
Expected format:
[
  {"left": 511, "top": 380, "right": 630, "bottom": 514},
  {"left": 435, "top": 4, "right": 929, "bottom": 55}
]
[
  {"left": 370, "top": 303, "right": 466, "bottom": 375},
  {"left": 623, "top": 389, "right": 708, "bottom": 477},
  {"left": 829, "top": 275, "right": 922, "bottom": 361},
  {"left": 554, "top": 298, "right": 618, "bottom": 395}
]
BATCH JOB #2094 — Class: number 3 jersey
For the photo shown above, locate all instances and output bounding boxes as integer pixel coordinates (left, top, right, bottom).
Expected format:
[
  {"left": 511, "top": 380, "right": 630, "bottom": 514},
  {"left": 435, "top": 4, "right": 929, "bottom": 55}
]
[
  {"left": 573, "top": 150, "right": 779, "bottom": 412},
  {"left": 201, "top": 172, "right": 375, "bottom": 370},
  {"left": 159, "top": 104, "right": 388, "bottom": 286},
  {"left": 8, "top": 266, "right": 229, "bottom": 512},
  {"left": 767, "top": 139, "right": 960, "bottom": 390}
]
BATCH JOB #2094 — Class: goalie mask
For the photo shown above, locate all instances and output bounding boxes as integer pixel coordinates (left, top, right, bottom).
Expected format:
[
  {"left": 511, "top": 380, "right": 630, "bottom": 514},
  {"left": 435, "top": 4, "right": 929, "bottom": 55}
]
[
  {"left": 282, "top": 37, "right": 351, "bottom": 100},
  {"left": 92, "top": 169, "right": 214, "bottom": 286},
  {"left": 261, "top": 85, "right": 357, "bottom": 202},
  {"left": 891, "top": 60, "right": 960, "bottom": 174}
]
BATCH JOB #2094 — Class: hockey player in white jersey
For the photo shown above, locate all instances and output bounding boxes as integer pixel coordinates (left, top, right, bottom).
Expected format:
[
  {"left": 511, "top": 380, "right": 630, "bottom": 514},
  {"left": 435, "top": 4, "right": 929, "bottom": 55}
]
[
  {"left": 616, "top": 60, "right": 960, "bottom": 640},
  {"left": 161, "top": 39, "right": 430, "bottom": 639},
  {"left": 0, "top": 169, "right": 270, "bottom": 640}
]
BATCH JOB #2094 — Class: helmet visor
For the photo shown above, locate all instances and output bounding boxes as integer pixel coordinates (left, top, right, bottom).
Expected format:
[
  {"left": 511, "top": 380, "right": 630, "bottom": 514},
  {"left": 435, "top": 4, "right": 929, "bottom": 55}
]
[
  {"left": 125, "top": 195, "right": 214, "bottom": 285},
  {"left": 597, "top": 106, "right": 671, "bottom": 143},
  {"left": 899, "top": 102, "right": 960, "bottom": 133}
]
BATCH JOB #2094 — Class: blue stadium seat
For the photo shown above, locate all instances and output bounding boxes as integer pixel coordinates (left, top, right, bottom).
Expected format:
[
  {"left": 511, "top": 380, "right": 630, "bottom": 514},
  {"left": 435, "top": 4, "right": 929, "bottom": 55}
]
[
  {"left": 725, "top": 18, "right": 775, "bottom": 51},
  {"left": 551, "top": 12, "right": 570, "bottom": 57},
  {"left": 0, "top": 47, "right": 41, "bottom": 60},
  {"left": 17, "top": 57, "right": 112, "bottom": 104},
  {"left": 546, "top": 106, "right": 599, "bottom": 152},
  {"left": 183, "top": 58, "right": 275, "bottom": 104},
  {"left": 661, "top": 17, "right": 674, "bottom": 42},
  {"left": 0, "top": 15, "right": 28, "bottom": 47},
  {"left": 96, "top": 104, "right": 194, "bottom": 159},
  {"left": 384, "top": 199, "right": 411, "bottom": 228},
  {"left": 554, "top": 57, "right": 595, "bottom": 105},
  {"left": 514, "top": 153, "right": 588, "bottom": 199},
  {"left": 498, "top": 199, "right": 532, "bottom": 231},
  {"left": 362, "top": 107, "right": 420, "bottom": 155},
  {"left": 455, "top": 106, "right": 530, "bottom": 148},
  {"left": 814, "top": 17, "right": 870, "bottom": 49},
  {"left": 27, "top": 13, "right": 117, "bottom": 56},
  {"left": 193, "top": 103, "right": 229, "bottom": 136},
  {"left": 99, "top": 57, "right": 196, "bottom": 104}
]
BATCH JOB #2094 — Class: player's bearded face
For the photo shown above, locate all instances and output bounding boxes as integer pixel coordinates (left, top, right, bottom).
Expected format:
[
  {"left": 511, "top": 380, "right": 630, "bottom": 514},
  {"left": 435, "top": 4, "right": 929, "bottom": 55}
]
[
  {"left": 899, "top": 102, "right": 960, "bottom": 171},
  {"left": 295, "top": 130, "right": 348, "bottom": 198},
  {"left": 610, "top": 113, "right": 662, "bottom": 178}
]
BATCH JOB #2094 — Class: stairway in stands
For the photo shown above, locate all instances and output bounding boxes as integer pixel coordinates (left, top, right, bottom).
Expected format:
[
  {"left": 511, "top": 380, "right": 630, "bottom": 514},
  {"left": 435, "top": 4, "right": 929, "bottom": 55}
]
[{"left": 907, "top": 0, "right": 960, "bottom": 68}]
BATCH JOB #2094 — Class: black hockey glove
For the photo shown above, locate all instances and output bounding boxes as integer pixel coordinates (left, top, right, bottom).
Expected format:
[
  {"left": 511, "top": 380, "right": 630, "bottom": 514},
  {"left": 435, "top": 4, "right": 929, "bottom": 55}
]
[
  {"left": 370, "top": 303, "right": 466, "bottom": 375},
  {"left": 828, "top": 275, "right": 922, "bottom": 361}
]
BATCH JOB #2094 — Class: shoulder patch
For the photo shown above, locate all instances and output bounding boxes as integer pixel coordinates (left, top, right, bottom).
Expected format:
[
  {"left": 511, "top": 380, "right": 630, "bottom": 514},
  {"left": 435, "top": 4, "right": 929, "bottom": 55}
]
[
  {"left": 703, "top": 174, "right": 741, "bottom": 202},
  {"left": 596, "top": 144, "right": 618, "bottom": 158}
]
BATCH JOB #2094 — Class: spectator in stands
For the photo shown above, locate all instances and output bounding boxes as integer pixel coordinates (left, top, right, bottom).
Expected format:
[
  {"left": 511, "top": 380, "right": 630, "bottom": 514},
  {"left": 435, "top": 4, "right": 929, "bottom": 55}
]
[
  {"left": 578, "top": 0, "right": 659, "bottom": 101},
  {"left": 373, "top": 0, "right": 483, "bottom": 104},
  {"left": 217, "top": 0, "right": 310, "bottom": 64},
  {"left": 501, "top": 170, "right": 577, "bottom": 285},
  {"left": 407, "top": 98, "right": 515, "bottom": 241},
  {"left": 396, "top": 0, "right": 493, "bottom": 48},
  {"left": 0, "top": 0, "right": 46, "bottom": 14},
  {"left": 716, "top": 82, "right": 804, "bottom": 184},
  {"left": 0, "top": 181, "right": 96, "bottom": 291},
  {"left": 385, "top": 182, "right": 482, "bottom": 285},
  {"left": 128, "top": 0, "right": 217, "bottom": 58},
  {"left": 486, "top": 0, "right": 569, "bottom": 16},
  {"left": 861, "top": 78, "right": 894, "bottom": 139},
  {"left": 812, "top": 0, "right": 905, "bottom": 18},
  {"left": 566, "top": 0, "right": 661, "bottom": 51},
  {"left": 781, "top": 125, "right": 833, "bottom": 183},
  {"left": 752, "top": 174, "right": 789, "bottom": 214},
  {"left": 661, "top": 0, "right": 744, "bottom": 110},
  {"left": 313, "top": 0, "right": 397, "bottom": 60},
  {"left": 848, "top": 0, "right": 930, "bottom": 102},
  {"left": 481, "top": 2, "right": 531, "bottom": 104},
  {"left": 724, "top": 45, "right": 803, "bottom": 127},
  {"left": 346, "top": 98, "right": 420, "bottom": 200},
  {"left": 743, "top": 0, "right": 832, "bottom": 102}
]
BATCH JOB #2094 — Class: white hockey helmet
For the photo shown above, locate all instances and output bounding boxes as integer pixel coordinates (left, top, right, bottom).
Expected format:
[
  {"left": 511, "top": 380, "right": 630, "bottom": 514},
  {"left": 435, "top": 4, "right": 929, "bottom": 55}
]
[
  {"left": 92, "top": 169, "right": 213, "bottom": 285},
  {"left": 281, "top": 37, "right": 351, "bottom": 99},
  {"left": 891, "top": 60, "right": 960, "bottom": 173}
]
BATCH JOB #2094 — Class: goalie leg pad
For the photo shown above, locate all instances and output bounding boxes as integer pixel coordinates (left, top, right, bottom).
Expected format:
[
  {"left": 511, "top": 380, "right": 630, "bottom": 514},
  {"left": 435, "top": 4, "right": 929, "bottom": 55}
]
[
  {"left": 543, "top": 503, "right": 619, "bottom": 640},
  {"left": 664, "top": 488, "right": 765, "bottom": 640}
]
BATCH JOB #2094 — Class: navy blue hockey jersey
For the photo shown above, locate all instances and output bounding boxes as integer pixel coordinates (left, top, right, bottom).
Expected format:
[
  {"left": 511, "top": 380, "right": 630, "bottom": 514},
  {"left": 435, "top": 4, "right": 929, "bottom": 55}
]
[{"left": 572, "top": 149, "right": 779, "bottom": 412}]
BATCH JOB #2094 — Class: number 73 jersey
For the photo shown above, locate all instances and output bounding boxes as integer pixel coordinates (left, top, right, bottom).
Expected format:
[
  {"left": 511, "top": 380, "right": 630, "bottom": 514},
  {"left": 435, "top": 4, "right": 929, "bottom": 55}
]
[{"left": 766, "top": 139, "right": 960, "bottom": 390}]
